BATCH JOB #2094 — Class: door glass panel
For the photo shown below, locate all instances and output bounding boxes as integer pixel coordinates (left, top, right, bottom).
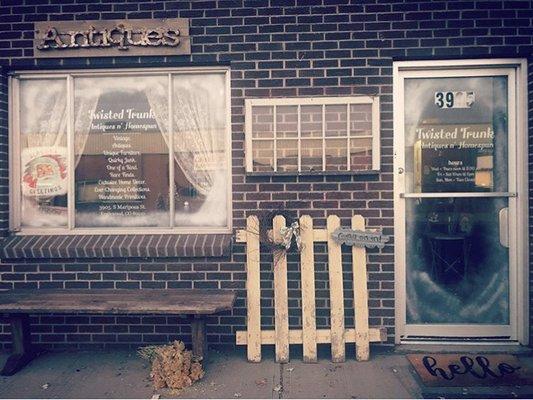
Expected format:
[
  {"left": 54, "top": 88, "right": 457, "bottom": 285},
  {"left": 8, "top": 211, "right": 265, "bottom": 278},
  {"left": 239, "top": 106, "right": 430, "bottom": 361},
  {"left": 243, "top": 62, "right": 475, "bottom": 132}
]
[
  {"left": 404, "top": 75, "right": 510, "bottom": 327},
  {"left": 406, "top": 197, "right": 509, "bottom": 324},
  {"left": 404, "top": 77, "right": 508, "bottom": 193}
]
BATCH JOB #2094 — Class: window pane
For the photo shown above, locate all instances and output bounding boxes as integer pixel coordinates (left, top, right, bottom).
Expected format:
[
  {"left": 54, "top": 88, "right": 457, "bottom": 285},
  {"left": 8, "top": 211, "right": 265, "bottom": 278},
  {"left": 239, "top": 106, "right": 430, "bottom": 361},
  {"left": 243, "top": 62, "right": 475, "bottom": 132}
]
[
  {"left": 325, "top": 138, "right": 347, "bottom": 171},
  {"left": 276, "top": 105, "right": 298, "bottom": 138},
  {"left": 350, "top": 137, "right": 373, "bottom": 170},
  {"left": 301, "top": 139, "right": 323, "bottom": 172},
  {"left": 406, "top": 197, "right": 509, "bottom": 324},
  {"left": 277, "top": 139, "right": 298, "bottom": 172},
  {"left": 301, "top": 105, "right": 323, "bottom": 138},
  {"left": 404, "top": 77, "right": 508, "bottom": 193},
  {"left": 252, "top": 140, "right": 274, "bottom": 172},
  {"left": 325, "top": 104, "right": 347, "bottom": 137},
  {"left": 252, "top": 106, "right": 273, "bottom": 139},
  {"left": 74, "top": 75, "right": 170, "bottom": 227},
  {"left": 172, "top": 73, "right": 228, "bottom": 227},
  {"left": 20, "top": 79, "right": 68, "bottom": 228},
  {"left": 350, "top": 104, "right": 372, "bottom": 137}
]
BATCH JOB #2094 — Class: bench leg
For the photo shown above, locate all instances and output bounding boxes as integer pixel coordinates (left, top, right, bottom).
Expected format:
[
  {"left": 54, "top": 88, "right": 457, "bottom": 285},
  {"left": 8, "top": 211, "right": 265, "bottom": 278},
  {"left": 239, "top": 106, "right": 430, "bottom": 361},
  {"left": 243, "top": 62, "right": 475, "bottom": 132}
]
[
  {"left": 191, "top": 316, "right": 207, "bottom": 361},
  {"left": 1, "top": 314, "right": 39, "bottom": 376}
]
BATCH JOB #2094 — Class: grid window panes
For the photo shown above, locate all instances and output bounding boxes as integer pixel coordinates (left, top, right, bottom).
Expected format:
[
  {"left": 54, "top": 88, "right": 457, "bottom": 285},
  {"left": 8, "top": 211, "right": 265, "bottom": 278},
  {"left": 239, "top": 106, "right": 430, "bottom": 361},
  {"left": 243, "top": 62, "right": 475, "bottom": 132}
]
[
  {"left": 11, "top": 68, "right": 231, "bottom": 233},
  {"left": 246, "top": 97, "right": 379, "bottom": 173}
]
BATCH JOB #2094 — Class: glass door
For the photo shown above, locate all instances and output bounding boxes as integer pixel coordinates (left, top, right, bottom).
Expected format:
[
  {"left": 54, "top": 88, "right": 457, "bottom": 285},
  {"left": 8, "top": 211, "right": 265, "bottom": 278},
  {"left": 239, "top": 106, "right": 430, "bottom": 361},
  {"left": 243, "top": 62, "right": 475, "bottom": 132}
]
[{"left": 394, "top": 64, "right": 524, "bottom": 341}]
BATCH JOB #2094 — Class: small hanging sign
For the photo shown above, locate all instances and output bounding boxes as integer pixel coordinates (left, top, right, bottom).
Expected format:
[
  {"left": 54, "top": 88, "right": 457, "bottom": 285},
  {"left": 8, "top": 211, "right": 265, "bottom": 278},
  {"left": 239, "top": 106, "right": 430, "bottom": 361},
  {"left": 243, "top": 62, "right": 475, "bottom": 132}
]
[{"left": 331, "top": 228, "right": 389, "bottom": 249}]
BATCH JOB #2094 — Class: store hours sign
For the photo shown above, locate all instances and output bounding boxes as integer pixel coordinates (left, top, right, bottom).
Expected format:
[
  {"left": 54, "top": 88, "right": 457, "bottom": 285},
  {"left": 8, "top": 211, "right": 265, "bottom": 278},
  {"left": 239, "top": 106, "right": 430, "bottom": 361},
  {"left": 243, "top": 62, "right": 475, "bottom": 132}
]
[
  {"left": 414, "top": 123, "right": 495, "bottom": 192},
  {"left": 34, "top": 19, "right": 190, "bottom": 58}
]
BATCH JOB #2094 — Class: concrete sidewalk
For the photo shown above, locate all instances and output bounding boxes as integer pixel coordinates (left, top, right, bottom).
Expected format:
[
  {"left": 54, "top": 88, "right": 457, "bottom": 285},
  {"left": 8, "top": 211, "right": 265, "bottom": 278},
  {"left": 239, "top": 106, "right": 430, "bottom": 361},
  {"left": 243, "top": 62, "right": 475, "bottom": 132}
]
[{"left": 1, "top": 346, "right": 532, "bottom": 398}]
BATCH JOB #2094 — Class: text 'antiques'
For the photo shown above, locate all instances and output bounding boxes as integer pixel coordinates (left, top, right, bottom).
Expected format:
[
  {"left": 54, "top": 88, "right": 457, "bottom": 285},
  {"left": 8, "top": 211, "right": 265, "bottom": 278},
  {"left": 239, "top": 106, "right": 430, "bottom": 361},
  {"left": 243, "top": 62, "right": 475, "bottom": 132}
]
[{"left": 34, "top": 19, "right": 191, "bottom": 58}]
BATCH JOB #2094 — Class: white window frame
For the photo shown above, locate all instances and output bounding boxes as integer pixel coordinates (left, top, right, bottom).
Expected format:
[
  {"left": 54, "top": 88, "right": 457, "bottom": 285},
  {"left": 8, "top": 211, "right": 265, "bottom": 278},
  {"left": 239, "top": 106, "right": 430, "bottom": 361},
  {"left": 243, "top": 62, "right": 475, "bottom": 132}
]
[
  {"left": 8, "top": 67, "right": 233, "bottom": 235},
  {"left": 244, "top": 96, "right": 380, "bottom": 173}
]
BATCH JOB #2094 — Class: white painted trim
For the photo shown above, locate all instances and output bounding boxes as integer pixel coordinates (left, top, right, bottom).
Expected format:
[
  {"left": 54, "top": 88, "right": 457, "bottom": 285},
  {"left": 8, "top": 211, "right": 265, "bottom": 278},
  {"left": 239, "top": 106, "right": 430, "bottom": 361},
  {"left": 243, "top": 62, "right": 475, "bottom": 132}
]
[
  {"left": 393, "top": 62, "right": 407, "bottom": 343},
  {"left": 515, "top": 59, "right": 529, "bottom": 345},
  {"left": 8, "top": 76, "right": 18, "bottom": 231},
  {"left": 13, "top": 226, "right": 232, "bottom": 236},
  {"left": 244, "top": 96, "right": 380, "bottom": 173},
  {"left": 168, "top": 73, "right": 175, "bottom": 228},
  {"left": 244, "top": 99, "right": 253, "bottom": 173},
  {"left": 12, "top": 66, "right": 230, "bottom": 78},
  {"left": 297, "top": 104, "right": 301, "bottom": 172},
  {"left": 403, "top": 324, "right": 512, "bottom": 337},
  {"left": 400, "top": 340, "right": 521, "bottom": 346},
  {"left": 10, "top": 67, "right": 233, "bottom": 235},
  {"left": 401, "top": 192, "right": 517, "bottom": 198},
  {"left": 371, "top": 96, "right": 381, "bottom": 171},
  {"left": 393, "top": 58, "right": 529, "bottom": 345},
  {"left": 224, "top": 68, "right": 233, "bottom": 233},
  {"left": 247, "top": 96, "right": 375, "bottom": 106},
  {"left": 67, "top": 76, "right": 74, "bottom": 230},
  {"left": 273, "top": 105, "right": 278, "bottom": 172},
  {"left": 393, "top": 58, "right": 527, "bottom": 70}
]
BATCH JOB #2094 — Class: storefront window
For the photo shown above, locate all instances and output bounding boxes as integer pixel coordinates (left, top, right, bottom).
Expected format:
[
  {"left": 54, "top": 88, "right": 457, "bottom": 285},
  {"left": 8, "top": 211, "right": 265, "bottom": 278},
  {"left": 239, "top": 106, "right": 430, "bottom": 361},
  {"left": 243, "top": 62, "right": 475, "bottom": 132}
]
[{"left": 12, "top": 69, "right": 231, "bottom": 233}]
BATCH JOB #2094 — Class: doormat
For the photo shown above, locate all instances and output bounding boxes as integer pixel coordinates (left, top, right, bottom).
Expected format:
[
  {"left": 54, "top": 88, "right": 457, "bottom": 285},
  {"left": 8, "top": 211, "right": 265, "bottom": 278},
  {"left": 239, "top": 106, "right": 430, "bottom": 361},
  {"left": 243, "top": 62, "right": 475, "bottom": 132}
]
[{"left": 407, "top": 354, "right": 533, "bottom": 387}]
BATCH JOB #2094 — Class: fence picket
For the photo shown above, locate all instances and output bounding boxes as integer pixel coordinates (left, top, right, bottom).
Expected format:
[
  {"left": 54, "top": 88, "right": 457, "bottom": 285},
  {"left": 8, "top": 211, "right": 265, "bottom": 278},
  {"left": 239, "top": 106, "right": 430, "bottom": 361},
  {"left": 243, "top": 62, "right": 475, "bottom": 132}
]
[
  {"left": 272, "top": 215, "right": 289, "bottom": 363},
  {"left": 352, "top": 215, "right": 370, "bottom": 361},
  {"left": 246, "top": 215, "right": 261, "bottom": 362},
  {"left": 326, "top": 215, "right": 346, "bottom": 363},
  {"left": 299, "top": 215, "right": 317, "bottom": 363}
]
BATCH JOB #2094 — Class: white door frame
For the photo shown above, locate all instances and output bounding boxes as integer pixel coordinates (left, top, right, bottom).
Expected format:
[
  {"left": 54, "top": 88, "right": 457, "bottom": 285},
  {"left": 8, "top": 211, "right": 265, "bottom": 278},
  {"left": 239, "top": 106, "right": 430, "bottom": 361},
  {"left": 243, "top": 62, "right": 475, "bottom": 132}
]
[{"left": 393, "top": 58, "right": 529, "bottom": 345}]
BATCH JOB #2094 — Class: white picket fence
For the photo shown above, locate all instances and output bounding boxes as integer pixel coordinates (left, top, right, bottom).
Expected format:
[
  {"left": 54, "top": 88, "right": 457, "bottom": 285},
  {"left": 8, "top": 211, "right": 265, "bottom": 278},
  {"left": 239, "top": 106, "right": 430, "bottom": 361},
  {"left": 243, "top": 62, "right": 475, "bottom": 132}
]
[{"left": 236, "top": 214, "right": 387, "bottom": 363}]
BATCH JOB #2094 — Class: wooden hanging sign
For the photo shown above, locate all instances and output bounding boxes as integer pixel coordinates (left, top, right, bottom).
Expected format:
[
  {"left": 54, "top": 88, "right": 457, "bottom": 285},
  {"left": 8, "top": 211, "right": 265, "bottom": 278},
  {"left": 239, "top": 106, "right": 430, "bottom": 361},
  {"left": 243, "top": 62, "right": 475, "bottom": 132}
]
[{"left": 331, "top": 228, "right": 389, "bottom": 249}]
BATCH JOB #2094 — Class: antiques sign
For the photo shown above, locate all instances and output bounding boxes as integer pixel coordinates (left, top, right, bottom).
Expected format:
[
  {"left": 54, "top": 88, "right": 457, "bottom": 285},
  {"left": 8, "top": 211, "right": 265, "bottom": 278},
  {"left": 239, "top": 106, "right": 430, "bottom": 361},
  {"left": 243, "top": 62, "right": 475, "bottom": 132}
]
[
  {"left": 34, "top": 19, "right": 190, "bottom": 58},
  {"left": 331, "top": 228, "right": 390, "bottom": 249}
]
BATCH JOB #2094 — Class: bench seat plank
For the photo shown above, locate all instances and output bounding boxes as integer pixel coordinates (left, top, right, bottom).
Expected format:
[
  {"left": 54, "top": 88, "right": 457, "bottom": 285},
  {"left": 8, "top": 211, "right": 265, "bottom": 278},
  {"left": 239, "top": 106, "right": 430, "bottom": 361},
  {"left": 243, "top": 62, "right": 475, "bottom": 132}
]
[{"left": 0, "top": 289, "right": 235, "bottom": 315}]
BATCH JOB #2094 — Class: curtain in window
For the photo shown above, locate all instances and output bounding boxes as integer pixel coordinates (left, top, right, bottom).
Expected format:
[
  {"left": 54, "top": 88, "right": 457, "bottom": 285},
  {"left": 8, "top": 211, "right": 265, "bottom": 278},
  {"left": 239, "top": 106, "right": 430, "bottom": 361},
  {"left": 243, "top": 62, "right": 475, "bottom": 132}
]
[
  {"left": 146, "top": 82, "right": 217, "bottom": 197},
  {"left": 21, "top": 80, "right": 99, "bottom": 166},
  {"left": 74, "top": 89, "right": 100, "bottom": 167},
  {"left": 22, "top": 81, "right": 67, "bottom": 148},
  {"left": 146, "top": 74, "right": 228, "bottom": 227}
]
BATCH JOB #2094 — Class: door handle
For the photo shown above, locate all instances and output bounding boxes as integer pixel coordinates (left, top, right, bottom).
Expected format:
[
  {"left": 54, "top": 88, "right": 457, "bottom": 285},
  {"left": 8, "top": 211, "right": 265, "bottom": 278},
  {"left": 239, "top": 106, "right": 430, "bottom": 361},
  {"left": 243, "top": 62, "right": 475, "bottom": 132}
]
[{"left": 499, "top": 207, "right": 509, "bottom": 248}]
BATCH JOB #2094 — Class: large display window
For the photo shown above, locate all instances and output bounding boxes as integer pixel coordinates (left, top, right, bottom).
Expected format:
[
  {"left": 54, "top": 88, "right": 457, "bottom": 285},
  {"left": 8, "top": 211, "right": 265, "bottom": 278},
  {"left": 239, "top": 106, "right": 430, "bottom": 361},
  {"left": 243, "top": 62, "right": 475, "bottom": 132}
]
[{"left": 10, "top": 68, "right": 232, "bottom": 234}]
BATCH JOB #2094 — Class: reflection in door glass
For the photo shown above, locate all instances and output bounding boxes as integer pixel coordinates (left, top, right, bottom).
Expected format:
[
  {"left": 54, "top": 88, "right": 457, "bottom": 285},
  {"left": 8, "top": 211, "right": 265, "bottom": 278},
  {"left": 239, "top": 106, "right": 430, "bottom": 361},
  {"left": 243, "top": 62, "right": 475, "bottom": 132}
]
[
  {"left": 404, "top": 76, "right": 510, "bottom": 325},
  {"left": 406, "top": 197, "right": 509, "bottom": 324},
  {"left": 404, "top": 77, "right": 508, "bottom": 193}
]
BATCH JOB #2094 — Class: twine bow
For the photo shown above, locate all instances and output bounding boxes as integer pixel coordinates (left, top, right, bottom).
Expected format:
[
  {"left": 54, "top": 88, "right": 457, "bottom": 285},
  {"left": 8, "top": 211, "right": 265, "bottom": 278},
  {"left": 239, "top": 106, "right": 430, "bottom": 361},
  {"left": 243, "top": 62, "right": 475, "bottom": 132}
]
[{"left": 279, "top": 221, "right": 302, "bottom": 251}]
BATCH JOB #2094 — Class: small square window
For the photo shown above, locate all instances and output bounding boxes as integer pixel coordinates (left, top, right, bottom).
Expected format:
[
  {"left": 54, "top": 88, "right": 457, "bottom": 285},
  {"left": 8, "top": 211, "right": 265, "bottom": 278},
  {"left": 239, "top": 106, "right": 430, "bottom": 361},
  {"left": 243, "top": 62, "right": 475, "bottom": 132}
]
[{"left": 245, "top": 97, "right": 380, "bottom": 173}]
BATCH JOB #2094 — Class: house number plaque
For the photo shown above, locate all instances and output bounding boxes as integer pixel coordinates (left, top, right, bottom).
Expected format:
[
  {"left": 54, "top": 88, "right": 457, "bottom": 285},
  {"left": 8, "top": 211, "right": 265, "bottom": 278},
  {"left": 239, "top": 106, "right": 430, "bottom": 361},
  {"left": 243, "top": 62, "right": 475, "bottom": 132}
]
[{"left": 331, "top": 228, "right": 390, "bottom": 249}]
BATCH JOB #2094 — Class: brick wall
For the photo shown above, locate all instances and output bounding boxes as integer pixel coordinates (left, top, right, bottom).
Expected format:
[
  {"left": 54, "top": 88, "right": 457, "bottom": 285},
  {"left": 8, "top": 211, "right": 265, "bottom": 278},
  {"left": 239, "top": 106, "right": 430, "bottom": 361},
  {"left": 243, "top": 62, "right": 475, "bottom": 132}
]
[{"left": 0, "top": 0, "right": 532, "bottom": 350}]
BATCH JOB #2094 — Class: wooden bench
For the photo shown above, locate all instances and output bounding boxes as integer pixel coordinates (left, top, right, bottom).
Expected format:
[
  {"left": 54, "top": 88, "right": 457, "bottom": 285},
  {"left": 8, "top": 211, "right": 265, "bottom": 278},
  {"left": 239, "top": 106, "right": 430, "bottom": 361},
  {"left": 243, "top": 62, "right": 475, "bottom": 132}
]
[{"left": 0, "top": 289, "right": 236, "bottom": 376}]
